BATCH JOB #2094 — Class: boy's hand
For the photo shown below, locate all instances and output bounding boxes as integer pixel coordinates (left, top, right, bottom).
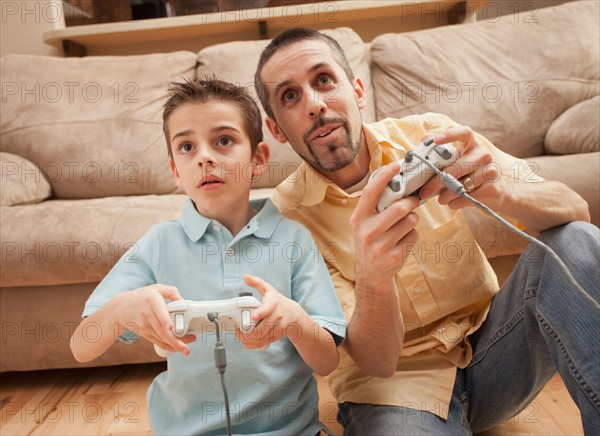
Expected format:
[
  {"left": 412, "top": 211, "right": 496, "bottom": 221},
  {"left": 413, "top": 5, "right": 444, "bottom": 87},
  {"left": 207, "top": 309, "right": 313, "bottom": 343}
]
[
  {"left": 115, "top": 284, "right": 196, "bottom": 356},
  {"left": 236, "top": 274, "right": 303, "bottom": 349}
]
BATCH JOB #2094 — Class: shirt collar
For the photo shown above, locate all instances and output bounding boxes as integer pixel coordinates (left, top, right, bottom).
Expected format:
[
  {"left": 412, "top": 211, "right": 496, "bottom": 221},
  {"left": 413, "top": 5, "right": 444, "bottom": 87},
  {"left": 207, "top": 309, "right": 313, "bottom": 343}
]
[
  {"left": 178, "top": 197, "right": 282, "bottom": 242},
  {"left": 298, "top": 122, "right": 404, "bottom": 206}
]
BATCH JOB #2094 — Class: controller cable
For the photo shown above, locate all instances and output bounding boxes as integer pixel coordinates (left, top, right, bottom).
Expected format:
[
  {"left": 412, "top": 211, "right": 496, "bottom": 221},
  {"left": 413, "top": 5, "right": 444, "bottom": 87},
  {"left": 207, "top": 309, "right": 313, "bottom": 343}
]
[
  {"left": 207, "top": 313, "right": 232, "bottom": 436},
  {"left": 405, "top": 151, "right": 600, "bottom": 313}
]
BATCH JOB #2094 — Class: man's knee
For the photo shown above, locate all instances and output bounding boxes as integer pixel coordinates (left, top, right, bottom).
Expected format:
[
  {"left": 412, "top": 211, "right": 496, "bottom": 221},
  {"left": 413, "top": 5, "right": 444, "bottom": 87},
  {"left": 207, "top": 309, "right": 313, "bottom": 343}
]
[{"left": 535, "top": 221, "right": 599, "bottom": 264}]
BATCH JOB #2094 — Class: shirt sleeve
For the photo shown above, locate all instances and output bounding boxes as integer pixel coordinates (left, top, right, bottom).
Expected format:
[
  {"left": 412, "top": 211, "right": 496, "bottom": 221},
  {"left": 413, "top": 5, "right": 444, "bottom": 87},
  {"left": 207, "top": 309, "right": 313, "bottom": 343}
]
[
  {"left": 81, "top": 227, "right": 159, "bottom": 343},
  {"left": 289, "top": 226, "right": 347, "bottom": 346}
]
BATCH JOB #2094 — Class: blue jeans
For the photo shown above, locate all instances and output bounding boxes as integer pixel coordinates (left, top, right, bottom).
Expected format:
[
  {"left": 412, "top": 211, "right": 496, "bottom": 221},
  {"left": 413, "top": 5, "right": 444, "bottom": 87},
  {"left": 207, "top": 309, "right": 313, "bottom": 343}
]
[{"left": 338, "top": 222, "right": 600, "bottom": 435}]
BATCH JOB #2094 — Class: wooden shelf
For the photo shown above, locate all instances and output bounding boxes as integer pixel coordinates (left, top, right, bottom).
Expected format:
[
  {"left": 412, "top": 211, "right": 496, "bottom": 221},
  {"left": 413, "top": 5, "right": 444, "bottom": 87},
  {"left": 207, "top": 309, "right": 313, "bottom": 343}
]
[{"left": 44, "top": 1, "right": 487, "bottom": 56}]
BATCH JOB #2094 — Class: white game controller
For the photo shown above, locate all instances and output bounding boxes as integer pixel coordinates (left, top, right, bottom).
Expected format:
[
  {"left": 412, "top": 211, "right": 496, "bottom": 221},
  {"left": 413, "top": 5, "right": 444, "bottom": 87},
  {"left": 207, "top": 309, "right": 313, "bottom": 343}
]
[
  {"left": 154, "top": 293, "right": 262, "bottom": 357},
  {"left": 371, "top": 138, "right": 460, "bottom": 212}
]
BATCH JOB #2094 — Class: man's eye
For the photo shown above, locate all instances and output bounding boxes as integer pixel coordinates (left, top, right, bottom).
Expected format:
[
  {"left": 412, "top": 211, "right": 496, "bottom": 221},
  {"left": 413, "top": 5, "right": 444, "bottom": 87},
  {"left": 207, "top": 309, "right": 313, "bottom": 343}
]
[
  {"left": 217, "top": 136, "right": 233, "bottom": 147},
  {"left": 318, "top": 75, "right": 333, "bottom": 86},
  {"left": 283, "top": 90, "right": 297, "bottom": 103}
]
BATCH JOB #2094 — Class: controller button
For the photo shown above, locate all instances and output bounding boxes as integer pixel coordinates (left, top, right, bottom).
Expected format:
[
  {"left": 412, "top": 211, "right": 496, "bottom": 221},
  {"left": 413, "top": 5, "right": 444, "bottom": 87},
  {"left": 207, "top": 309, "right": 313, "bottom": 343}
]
[
  {"left": 389, "top": 179, "right": 401, "bottom": 192},
  {"left": 238, "top": 291, "right": 253, "bottom": 297},
  {"left": 434, "top": 146, "right": 452, "bottom": 160},
  {"left": 174, "top": 313, "right": 185, "bottom": 334},
  {"left": 241, "top": 310, "right": 251, "bottom": 327}
]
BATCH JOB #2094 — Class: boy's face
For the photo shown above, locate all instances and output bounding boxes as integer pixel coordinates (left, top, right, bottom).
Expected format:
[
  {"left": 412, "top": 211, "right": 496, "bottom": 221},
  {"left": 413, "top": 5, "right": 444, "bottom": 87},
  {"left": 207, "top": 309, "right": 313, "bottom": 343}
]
[
  {"left": 261, "top": 39, "right": 367, "bottom": 177},
  {"left": 168, "top": 100, "right": 267, "bottom": 220}
]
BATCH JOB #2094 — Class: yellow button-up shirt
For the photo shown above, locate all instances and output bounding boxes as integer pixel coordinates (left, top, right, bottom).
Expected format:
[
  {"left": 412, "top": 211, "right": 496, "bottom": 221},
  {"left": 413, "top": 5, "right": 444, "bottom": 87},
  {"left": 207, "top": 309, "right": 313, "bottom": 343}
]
[{"left": 272, "top": 113, "right": 540, "bottom": 418}]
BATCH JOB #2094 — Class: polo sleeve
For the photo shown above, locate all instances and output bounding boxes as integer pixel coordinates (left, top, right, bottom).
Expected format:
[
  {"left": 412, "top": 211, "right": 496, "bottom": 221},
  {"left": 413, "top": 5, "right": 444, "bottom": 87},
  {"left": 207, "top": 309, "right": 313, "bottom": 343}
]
[
  {"left": 289, "top": 226, "right": 347, "bottom": 346},
  {"left": 81, "top": 227, "right": 159, "bottom": 343}
]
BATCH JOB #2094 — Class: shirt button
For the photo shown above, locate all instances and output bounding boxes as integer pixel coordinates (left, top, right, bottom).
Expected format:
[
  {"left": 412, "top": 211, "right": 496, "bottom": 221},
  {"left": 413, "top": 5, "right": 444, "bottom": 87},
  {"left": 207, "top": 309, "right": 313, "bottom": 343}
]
[
  {"left": 341, "top": 199, "right": 348, "bottom": 205},
  {"left": 226, "top": 248, "right": 235, "bottom": 257},
  {"left": 213, "top": 225, "right": 221, "bottom": 232},
  {"left": 414, "top": 286, "right": 421, "bottom": 294}
]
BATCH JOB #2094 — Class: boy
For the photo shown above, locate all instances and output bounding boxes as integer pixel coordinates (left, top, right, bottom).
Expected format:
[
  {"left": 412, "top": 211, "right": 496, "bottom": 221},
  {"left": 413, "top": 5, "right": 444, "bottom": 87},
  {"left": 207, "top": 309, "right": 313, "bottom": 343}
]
[{"left": 70, "top": 78, "right": 346, "bottom": 435}]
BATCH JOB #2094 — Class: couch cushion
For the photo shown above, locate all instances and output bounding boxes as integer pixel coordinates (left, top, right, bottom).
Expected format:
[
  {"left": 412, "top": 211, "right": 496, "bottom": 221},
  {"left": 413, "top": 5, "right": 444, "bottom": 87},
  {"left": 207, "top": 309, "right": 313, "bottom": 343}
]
[
  {"left": 370, "top": 1, "right": 599, "bottom": 158},
  {"left": 0, "top": 52, "right": 197, "bottom": 199},
  {"left": 0, "top": 188, "right": 273, "bottom": 288},
  {"left": 545, "top": 96, "right": 600, "bottom": 155},
  {"left": 196, "top": 27, "right": 374, "bottom": 189},
  {"left": 0, "top": 152, "right": 52, "bottom": 206}
]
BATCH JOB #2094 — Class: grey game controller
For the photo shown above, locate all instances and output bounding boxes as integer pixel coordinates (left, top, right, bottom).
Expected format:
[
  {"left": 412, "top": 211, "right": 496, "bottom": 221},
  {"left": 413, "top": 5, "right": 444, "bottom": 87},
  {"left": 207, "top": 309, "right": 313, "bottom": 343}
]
[{"left": 370, "top": 137, "right": 460, "bottom": 212}]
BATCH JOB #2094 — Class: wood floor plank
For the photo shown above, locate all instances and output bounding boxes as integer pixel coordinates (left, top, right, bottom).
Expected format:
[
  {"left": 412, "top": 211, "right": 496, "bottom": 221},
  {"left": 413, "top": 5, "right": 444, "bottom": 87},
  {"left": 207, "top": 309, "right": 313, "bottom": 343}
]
[{"left": 1, "top": 365, "right": 584, "bottom": 435}]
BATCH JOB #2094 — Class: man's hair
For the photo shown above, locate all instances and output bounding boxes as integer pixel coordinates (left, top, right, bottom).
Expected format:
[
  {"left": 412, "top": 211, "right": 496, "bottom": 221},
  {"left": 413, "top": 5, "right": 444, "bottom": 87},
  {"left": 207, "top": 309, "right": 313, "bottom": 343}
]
[
  {"left": 254, "top": 28, "right": 355, "bottom": 119},
  {"left": 163, "top": 77, "right": 263, "bottom": 160}
]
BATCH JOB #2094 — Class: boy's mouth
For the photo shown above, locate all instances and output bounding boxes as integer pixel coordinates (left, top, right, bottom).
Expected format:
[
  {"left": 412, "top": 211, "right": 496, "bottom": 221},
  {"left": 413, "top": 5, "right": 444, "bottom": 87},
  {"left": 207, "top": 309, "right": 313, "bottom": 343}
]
[{"left": 198, "top": 175, "right": 224, "bottom": 190}]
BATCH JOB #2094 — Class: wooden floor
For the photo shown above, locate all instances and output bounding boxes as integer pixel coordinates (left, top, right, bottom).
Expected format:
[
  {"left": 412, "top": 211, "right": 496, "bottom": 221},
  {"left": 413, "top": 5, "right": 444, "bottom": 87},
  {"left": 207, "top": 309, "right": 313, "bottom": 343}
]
[{"left": 0, "top": 363, "right": 583, "bottom": 435}]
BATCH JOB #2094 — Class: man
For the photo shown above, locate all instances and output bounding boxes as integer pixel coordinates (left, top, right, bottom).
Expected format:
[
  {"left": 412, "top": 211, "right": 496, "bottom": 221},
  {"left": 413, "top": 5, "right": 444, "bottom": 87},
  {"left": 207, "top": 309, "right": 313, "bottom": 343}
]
[{"left": 254, "top": 28, "right": 599, "bottom": 434}]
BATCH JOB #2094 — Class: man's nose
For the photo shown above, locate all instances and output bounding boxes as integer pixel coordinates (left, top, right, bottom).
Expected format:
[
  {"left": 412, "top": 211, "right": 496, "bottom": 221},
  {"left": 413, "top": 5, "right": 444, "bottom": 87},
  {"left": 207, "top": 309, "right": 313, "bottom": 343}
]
[{"left": 306, "top": 89, "right": 327, "bottom": 118}]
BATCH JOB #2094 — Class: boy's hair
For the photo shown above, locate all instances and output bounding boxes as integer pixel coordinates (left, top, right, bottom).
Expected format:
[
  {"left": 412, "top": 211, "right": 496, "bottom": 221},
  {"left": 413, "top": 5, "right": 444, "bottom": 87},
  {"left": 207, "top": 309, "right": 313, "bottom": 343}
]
[
  {"left": 254, "top": 28, "right": 355, "bottom": 120},
  {"left": 163, "top": 77, "right": 263, "bottom": 160}
]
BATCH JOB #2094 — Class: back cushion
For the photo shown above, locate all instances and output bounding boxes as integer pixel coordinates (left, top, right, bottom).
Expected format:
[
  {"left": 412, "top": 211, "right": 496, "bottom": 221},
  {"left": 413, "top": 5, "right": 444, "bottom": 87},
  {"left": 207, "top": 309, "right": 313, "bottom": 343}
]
[
  {"left": 370, "top": 1, "right": 599, "bottom": 158},
  {"left": 0, "top": 52, "right": 197, "bottom": 198},
  {"left": 196, "top": 27, "right": 373, "bottom": 188}
]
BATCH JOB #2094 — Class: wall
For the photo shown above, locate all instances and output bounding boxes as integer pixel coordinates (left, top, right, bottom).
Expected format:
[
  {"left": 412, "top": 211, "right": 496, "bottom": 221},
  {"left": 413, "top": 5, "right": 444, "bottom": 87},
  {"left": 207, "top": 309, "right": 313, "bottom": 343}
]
[{"left": 1, "top": 0, "right": 65, "bottom": 57}]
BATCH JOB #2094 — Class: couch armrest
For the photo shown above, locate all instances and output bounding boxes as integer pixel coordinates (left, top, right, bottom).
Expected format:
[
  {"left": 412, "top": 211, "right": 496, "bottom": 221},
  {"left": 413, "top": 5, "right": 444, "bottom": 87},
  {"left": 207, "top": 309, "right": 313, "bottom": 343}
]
[
  {"left": 527, "top": 153, "right": 600, "bottom": 227},
  {"left": 0, "top": 152, "right": 52, "bottom": 206},
  {"left": 545, "top": 96, "right": 600, "bottom": 155}
]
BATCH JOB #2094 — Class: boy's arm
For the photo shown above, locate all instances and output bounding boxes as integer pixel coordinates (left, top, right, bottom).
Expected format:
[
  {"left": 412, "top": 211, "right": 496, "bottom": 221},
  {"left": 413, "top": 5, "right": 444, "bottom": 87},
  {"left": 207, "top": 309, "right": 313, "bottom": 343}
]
[
  {"left": 71, "top": 284, "right": 194, "bottom": 362},
  {"left": 240, "top": 274, "right": 339, "bottom": 376}
]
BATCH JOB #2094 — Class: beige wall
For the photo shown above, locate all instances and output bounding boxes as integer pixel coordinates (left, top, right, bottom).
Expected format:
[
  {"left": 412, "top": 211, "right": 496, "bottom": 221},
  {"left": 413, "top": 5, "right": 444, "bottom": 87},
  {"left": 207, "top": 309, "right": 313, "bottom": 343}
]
[{"left": 1, "top": 0, "right": 65, "bottom": 57}]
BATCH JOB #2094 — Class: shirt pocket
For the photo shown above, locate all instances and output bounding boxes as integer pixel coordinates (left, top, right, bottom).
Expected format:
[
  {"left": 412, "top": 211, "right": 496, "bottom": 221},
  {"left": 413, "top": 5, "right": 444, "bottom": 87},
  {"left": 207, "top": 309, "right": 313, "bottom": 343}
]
[{"left": 419, "top": 214, "right": 498, "bottom": 318}]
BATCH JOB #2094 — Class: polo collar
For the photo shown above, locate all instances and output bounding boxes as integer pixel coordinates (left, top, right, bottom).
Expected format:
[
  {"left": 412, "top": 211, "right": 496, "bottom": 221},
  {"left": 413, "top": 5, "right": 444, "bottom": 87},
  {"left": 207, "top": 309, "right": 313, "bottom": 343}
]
[{"left": 179, "top": 197, "right": 282, "bottom": 242}]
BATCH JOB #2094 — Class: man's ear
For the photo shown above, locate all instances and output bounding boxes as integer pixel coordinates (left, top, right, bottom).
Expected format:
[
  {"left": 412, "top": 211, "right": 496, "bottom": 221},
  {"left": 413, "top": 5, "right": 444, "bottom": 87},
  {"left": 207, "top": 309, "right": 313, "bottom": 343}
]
[
  {"left": 265, "top": 117, "right": 288, "bottom": 144},
  {"left": 353, "top": 77, "right": 367, "bottom": 111},
  {"left": 169, "top": 158, "right": 182, "bottom": 188},
  {"left": 252, "top": 141, "right": 271, "bottom": 178}
]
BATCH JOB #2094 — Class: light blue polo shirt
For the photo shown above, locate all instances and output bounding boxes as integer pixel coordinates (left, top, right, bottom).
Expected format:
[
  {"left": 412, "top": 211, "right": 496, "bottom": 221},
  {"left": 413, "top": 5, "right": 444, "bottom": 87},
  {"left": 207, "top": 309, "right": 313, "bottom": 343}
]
[{"left": 82, "top": 197, "right": 346, "bottom": 435}]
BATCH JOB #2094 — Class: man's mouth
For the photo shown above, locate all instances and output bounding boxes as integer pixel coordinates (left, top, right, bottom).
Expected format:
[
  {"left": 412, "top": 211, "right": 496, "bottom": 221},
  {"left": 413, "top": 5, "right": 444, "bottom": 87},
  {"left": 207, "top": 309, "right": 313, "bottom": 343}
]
[{"left": 310, "top": 124, "right": 342, "bottom": 142}]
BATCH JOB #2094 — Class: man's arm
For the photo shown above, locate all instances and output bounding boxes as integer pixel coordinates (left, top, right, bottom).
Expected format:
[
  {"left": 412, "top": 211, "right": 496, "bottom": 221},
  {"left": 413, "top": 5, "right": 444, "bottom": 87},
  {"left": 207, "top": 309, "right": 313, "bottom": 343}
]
[
  {"left": 419, "top": 127, "right": 590, "bottom": 232},
  {"left": 344, "top": 162, "right": 421, "bottom": 377}
]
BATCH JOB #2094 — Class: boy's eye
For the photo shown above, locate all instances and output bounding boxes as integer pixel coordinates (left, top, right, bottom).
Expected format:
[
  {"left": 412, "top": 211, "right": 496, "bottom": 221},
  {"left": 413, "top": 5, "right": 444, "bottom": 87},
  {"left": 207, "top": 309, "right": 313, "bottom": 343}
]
[
  {"left": 178, "top": 143, "right": 195, "bottom": 153},
  {"left": 217, "top": 136, "right": 233, "bottom": 147}
]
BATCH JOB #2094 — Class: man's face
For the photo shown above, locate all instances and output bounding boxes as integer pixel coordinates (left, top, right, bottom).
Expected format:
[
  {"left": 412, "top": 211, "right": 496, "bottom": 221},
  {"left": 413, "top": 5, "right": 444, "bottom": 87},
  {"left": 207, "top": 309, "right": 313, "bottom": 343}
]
[{"left": 261, "top": 40, "right": 367, "bottom": 177}]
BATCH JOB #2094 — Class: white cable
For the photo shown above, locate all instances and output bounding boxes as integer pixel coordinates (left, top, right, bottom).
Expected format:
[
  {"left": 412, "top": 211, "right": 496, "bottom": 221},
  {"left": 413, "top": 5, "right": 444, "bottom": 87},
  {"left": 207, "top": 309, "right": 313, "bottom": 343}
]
[{"left": 406, "top": 151, "right": 600, "bottom": 313}]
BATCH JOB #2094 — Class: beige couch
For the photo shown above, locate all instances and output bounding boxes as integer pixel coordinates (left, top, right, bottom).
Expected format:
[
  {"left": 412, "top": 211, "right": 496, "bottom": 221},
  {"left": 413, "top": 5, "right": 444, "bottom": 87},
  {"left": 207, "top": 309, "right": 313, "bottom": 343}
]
[{"left": 1, "top": 0, "right": 598, "bottom": 378}]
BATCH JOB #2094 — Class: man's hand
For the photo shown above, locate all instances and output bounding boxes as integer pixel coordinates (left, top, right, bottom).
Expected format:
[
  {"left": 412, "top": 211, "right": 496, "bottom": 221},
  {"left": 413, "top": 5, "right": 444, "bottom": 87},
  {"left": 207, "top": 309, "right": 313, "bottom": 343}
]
[
  {"left": 418, "top": 126, "right": 509, "bottom": 211},
  {"left": 350, "top": 161, "right": 421, "bottom": 287}
]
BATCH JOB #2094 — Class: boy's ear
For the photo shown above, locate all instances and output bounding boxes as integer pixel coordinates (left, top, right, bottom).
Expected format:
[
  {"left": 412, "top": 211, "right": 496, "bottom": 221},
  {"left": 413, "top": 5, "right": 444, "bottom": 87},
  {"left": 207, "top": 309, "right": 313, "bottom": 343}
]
[
  {"left": 169, "top": 158, "right": 182, "bottom": 188},
  {"left": 252, "top": 141, "right": 270, "bottom": 177},
  {"left": 265, "top": 117, "right": 288, "bottom": 144}
]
